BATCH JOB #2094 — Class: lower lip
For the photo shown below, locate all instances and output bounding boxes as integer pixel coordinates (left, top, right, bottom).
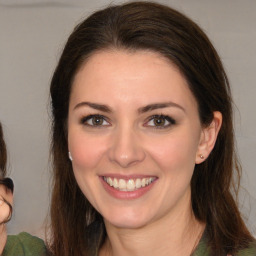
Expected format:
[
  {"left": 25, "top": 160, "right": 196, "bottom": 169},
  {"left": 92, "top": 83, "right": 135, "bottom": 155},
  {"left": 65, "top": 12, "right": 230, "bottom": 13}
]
[{"left": 100, "top": 177, "right": 157, "bottom": 200}]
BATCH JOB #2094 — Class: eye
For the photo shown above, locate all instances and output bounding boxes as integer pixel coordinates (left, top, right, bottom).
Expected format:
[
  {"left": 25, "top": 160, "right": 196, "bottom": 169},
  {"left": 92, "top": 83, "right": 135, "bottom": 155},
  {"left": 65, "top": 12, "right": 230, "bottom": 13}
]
[
  {"left": 145, "top": 115, "right": 175, "bottom": 128},
  {"left": 81, "top": 115, "right": 110, "bottom": 127}
]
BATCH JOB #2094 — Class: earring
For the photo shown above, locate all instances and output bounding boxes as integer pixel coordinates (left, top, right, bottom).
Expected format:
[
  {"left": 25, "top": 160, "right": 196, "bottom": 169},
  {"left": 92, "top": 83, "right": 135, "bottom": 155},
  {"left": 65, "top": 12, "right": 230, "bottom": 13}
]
[
  {"left": 68, "top": 152, "right": 73, "bottom": 161},
  {"left": 200, "top": 154, "right": 204, "bottom": 159}
]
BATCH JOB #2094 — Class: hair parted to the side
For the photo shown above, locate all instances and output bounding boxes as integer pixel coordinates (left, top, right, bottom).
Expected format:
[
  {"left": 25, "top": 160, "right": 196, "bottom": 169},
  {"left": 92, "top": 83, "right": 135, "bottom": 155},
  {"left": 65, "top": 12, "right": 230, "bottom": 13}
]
[{"left": 49, "top": 2, "right": 254, "bottom": 255}]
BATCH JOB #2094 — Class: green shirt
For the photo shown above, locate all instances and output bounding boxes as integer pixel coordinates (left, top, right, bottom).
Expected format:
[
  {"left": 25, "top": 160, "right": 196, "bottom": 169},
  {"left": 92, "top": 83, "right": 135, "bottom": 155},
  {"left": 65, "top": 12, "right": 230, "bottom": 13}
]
[
  {"left": 2, "top": 231, "right": 256, "bottom": 256},
  {"left": 192, "top": 231, "right": 256, "bottom": 256},
  {"left": 2, "top": 232, "right": 46, "bottom": 256}
]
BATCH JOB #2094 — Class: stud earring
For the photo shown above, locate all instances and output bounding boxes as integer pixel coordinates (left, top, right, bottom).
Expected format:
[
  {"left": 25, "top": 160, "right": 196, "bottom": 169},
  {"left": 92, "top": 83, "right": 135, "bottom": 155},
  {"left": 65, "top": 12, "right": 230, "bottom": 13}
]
[
  {"left": 68, "top": 152, "right": 73, "bottom": 161},
  {"left": 200, "top": 154, "right": 204, "bottom": 159}
]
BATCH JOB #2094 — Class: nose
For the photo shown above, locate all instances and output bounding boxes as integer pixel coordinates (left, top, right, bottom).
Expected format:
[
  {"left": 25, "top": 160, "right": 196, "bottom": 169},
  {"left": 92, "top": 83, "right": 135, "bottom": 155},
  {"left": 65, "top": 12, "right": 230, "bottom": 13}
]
[{"left": 107, "top": 126, "right": 146, "bottom": 168}]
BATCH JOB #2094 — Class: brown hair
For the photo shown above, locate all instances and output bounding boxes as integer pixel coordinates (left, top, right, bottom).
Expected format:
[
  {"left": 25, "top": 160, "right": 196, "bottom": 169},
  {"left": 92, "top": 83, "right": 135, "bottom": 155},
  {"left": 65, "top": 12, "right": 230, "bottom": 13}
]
[
  {"left": 0, "top": 123, "right": 7, "bottom": 178},
  {"left": 49, "top": 2, "right": 254, "bottom": 255}
]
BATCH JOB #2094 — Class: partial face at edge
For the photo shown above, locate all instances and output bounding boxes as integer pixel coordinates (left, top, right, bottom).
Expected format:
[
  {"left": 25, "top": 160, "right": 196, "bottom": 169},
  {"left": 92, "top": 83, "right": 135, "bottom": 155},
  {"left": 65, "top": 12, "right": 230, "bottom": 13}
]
[{"left": 67, "top": 50, "right": 219, "bottom": 229}]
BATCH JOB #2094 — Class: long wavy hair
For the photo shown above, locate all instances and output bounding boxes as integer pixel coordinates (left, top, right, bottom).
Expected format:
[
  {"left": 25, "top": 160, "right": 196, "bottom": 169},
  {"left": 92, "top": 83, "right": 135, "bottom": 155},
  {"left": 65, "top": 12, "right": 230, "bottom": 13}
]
[{"left": 49, "top": 2, "right": 254, "bottom": 255}]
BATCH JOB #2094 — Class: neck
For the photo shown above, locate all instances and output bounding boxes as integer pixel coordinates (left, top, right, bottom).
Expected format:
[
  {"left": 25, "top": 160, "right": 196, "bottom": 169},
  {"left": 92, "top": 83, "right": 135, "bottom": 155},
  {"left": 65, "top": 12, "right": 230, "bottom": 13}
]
[{"left": 100, "top": 199, "right": 205, "bottom": 256}]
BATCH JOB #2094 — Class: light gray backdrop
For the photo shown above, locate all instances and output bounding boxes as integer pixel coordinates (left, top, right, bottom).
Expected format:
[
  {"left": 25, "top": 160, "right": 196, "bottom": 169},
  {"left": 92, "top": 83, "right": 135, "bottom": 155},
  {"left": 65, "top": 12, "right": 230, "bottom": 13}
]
[{"left": 0, "top": 0, "right": 255, "bottom": 238}]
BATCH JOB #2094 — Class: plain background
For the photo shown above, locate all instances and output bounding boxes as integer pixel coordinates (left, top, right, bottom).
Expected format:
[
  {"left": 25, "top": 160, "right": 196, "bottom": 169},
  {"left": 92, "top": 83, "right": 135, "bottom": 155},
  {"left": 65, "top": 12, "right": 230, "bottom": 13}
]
[{"left": 0, "top": 0, "right": 255, "bottom": 238}]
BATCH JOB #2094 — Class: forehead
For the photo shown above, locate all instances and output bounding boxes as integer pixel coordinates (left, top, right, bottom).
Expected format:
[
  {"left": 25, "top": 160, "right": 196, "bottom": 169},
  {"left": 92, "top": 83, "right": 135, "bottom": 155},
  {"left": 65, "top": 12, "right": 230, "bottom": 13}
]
[{"left": 70, "top": 49, "right": 197, "bottom": 111}]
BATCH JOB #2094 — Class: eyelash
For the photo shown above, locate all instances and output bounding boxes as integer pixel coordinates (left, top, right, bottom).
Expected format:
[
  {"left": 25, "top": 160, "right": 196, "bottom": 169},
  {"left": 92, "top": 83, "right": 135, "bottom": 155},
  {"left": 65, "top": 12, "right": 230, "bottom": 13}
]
[
  {"left": 80, "top": 114, "right": 110, "bottom": 127},
  {"left": 80, "top": 114, "right": 176, "bottom": 129},
  {"left": 144, "top": 115, "right": 176, "bottom": 129}
]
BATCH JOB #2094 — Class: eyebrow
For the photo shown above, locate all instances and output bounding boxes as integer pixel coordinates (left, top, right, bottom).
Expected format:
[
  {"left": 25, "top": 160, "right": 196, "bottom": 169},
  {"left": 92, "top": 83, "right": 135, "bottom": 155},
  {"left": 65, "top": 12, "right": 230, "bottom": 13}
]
[
  {"left": 73, "top": 101, "right": 185, "bottom": 113},
  {"left": 138, "top": 102, "right": 185, "bottom": 113},
  {"left": 73, "top": 102, "right": 112, "bottom": 112}
]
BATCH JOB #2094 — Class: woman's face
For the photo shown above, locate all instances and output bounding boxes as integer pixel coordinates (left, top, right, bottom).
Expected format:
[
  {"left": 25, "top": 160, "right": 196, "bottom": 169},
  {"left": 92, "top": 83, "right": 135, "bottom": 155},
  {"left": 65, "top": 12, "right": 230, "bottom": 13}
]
[{"left": 68, "top": 50, "right": 205, "bottom": 229}]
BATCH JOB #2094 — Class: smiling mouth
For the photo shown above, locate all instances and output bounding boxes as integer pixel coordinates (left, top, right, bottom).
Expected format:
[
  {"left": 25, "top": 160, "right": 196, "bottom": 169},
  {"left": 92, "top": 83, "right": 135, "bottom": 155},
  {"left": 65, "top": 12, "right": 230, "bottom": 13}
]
[{"left": 103, "top": 177, "right": 156, "bottom": 192}]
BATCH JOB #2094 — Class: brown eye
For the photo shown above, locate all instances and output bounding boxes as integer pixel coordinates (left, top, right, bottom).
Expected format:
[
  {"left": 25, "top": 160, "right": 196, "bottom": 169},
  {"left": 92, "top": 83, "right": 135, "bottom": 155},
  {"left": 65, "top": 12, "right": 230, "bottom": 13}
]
[
  {"left": 145, "top": 115, "right": 175, "bottom": 128},
  {"left": 91, "top": 116, "right": 104, "bottom": 125},
  {"left": 153, "top": 116, "right": 166, "bottom": 126},
  {"left": 81, "top": 115, "right": 110, "bottom": 127}
]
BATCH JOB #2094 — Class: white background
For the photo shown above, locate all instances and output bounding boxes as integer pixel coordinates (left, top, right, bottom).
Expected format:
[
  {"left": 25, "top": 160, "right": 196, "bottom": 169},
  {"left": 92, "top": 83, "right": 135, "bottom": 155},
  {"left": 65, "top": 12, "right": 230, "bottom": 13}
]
[{"left": 0, "top": 0, "right": 255, "bottom": 238}]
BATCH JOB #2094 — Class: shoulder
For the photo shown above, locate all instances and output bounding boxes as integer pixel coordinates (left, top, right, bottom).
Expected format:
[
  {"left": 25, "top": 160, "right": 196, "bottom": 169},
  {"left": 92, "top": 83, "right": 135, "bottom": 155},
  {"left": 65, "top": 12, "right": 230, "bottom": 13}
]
[
  {"left": 2, "top": 232, "right": 47, "bottom": 256},
  {"left": 236, "top": 240, "right": 256, "bottom": 256},
  {"left": 193, "top": 229, "right": 256, "bottom": 256}
]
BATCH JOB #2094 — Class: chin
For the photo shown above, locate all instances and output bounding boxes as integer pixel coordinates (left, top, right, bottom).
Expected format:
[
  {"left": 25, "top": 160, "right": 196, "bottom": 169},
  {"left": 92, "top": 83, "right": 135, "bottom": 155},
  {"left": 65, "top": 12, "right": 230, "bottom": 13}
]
[
  {"left": 102, "top": 207, "right": 153, "bottom": 229},
  {"left": 107, "top": 218, "right": 148, "bottom": 230}
]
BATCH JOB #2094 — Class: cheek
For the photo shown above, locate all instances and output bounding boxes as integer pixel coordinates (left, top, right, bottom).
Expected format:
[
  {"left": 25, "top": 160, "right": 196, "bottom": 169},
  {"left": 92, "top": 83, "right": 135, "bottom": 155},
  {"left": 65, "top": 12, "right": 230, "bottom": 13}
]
[
  {"left": 147, "top": 132, "right": 199, "bottom": 172},
  {"left": 68, "top": 132, "right": 107, "bottom": 170},
  {"left": 68, "top": 133, "right": 107, "bottom": 208}
]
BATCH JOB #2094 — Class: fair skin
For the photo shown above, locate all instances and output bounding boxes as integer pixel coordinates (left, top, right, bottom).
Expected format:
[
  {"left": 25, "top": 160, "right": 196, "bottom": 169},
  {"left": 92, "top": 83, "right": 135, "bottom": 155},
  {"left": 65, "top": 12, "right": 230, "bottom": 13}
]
[
  {"left": 0, "top": 185, "right": 13, "bottom": 254},
  {"left": 68, "top": 50, "right": 222, "bottom": 256}
]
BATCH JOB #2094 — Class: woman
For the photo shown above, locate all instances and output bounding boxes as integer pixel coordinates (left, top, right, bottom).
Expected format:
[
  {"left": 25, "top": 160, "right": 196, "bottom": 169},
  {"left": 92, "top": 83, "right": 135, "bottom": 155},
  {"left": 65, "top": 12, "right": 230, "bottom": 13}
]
[
  {"left": 0, "top": 122, "right": 46, "bottom": 255},
  {"left": 1, "top": 1, "right": 255, "bottom": 256},
  {"left": 48, "top": 1, "right": 255, "bottom": 256}
]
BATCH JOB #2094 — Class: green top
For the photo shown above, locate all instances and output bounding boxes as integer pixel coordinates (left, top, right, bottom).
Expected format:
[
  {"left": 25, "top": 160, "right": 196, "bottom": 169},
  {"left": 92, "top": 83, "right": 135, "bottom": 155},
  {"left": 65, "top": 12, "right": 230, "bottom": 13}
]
[
  {"left": 2, "top": 232, "right": 46, "bottom": 256},
  {"left": 192, "top": 230, "right": 256, "bottom": 256},
  {"left": 2, "top": 231, "right": 256, "bottom": 256}
]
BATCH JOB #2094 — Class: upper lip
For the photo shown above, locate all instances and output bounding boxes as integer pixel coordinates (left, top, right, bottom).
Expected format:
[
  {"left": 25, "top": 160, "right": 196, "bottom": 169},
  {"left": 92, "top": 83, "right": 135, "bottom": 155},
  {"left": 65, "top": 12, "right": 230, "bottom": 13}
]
[{"left": 100, "top": 174, "right": 157, "bottom": 180}]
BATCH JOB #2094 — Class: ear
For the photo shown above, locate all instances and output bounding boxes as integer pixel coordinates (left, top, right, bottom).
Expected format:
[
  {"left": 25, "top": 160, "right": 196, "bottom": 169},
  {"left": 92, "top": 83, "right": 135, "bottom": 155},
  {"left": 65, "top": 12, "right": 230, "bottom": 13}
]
[{"left": 195, "top": 111, "right": 222, "bottom": 164}]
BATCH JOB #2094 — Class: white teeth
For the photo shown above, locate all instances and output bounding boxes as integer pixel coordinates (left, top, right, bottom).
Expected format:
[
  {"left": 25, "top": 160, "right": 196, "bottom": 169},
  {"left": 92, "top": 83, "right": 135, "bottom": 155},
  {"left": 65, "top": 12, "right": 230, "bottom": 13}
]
[
  {"left": 113, "top": 178, "right": 118, "bottom": 188},
  {"left": 107, "top": 177, "right": 113, "bottom": 186},
  {"left": 119, "top": 179, "right": 126, "bottom": 190},
  {"left": 135, "top": 179, "right": 141, "bottom": 189},
  {"left": 127, "top": 179, "right": 135, "bottom": 191},
  {"left": 104, "top": 176, "right": 155, "bottom": 191}
]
